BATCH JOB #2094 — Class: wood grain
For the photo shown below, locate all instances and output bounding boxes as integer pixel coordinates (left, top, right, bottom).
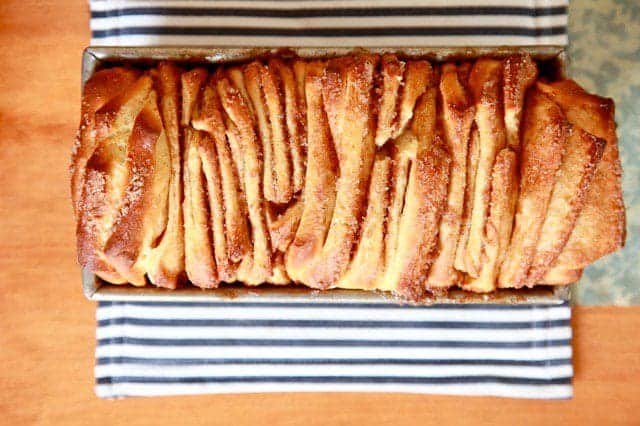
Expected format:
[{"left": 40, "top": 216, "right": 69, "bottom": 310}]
[{"left": 0, "top": 1, "right": 638, "bottom": 424}]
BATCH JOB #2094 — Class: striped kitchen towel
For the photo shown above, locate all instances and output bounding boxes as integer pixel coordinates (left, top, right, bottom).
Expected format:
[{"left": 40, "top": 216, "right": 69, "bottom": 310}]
[
  {"left": 90, "top": 0, "right": 573, "bottom": 399},
  {"left": 90, "top": 0, "right": 568, "bottom": 46},
  {"left": 96, "top": 300, "right": 572, "bottom": 398}
]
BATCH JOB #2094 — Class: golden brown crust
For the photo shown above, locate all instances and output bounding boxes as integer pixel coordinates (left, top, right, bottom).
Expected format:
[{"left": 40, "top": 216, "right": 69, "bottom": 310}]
[
  {"left": 183, "top": 128, "right": 218, "bottom": 288},
  {"left": 198, "top": 131, "right": 236, "bottom": 283},
  {"left": 217, "top": 74, "right": 273, "bottom": 284},
  {"left": 382, "top": 82, "right": 450, "bottom": 299},
  {"left": 396, "top": 90, "right": 450, "bottom": 299},
  {"left": 321, "top": 58, "right": 347, "bottom": 149},
  {"left": 503, "top": 54, "right": 538, "bottom": 152},
  {"left": 526, "top": 126, "right": 605, "bottom": 285},
  {"left": 384, "top": 132, "right": 415, "bottom": 274},
  {"left": 181, "top": 69, "right": 221, "bottom": 288},
  {"left": 76, "top": 73, "right": 155, "bottom": 284},
  {"left": 228, "top": 67, "right": 254, "bottom": 117},
  {"left": 245, "top": 61, "right": 294, "bottom": 204},
  {"left": 293, "top": 60, "right": 307, "bottom": 113},
  {"left": 244, "top": 62, "right": 278, "bottom": 204},
  {"left": 269, "top": 199, "right": 304, "bottom": 253},
  {"left": 537, "top": 80, "right": 626, "bottom": 269},
  {"left": 499, "top": 89, "right": 568, "bottom": 288},
  {"left": 427, "top": 63, "right": 475, "bottom": 288},
  {"left": 454, "top": 125, "right": 480, "bottom": 274},
  {"left": 463, "top": 148, "right": 518, "bottom": 292},
  {"left": 77, "top": 67, "right": 183, "bottom": 288},
  {"left": 76, "top": 162, "right": 127, "bottom": 285},
  {"left": 144, "top": 62, "right": 184, "bottom": 288},
  {"left": 462, "top": 58, "right": 507, "bottom": 277},
  {"left": 395, "top": 60, "right": 431, "bottom": 139},
  {"left": 462, "top": 54, "right": 536, "bottom": 292},
  {"left": 262, "top": 60, "right": 295, "bottom": 203},
  {"left": 375, "top": 54, "right": 405, "bottom": 147},
  {"left": 271, "top": 59, "right": 306, "bottom": 194},
  {"left": 193, "top": 77, "right": 251, "bottom": 264},
  {"left": 71, "top": 68, "right": 140, "bottom": 214},
  {"left": 72, "top": 68, "right": 141, "bottom": 283},
  {"left": 286, "top": 61, "right": 337, "bottom": 284},
  {"left": 75, "top": 55, "right": 625, "bottom": 298},
  {"left": 221, "top": 111, "right": 254, "bottom": 269},
  {"left": 192, "top": 76, "right": 224, "bottom": 139},
  {"left": 103, "top": 90, "right": 167, "bottom": 286},
  {"left": 456, "top": 63, "right": 472, "bottom": 87},
  {"left": 181, "top": 68, "right": 208, "bottom": 126},
  {"left": 269, "top": 252, "right": 290, "bottom": 285},
  {"left": 338, "top": 150, "right": 391, "bottom": 290},
  {"left": 542, "top": 266, "right": 583, "bottom": 285},
  {"left": 77, "top": 166, "right": 128, "bottom": 285},
  {"left": 309, "top": 54, "right": 378, "bottom": 288}
]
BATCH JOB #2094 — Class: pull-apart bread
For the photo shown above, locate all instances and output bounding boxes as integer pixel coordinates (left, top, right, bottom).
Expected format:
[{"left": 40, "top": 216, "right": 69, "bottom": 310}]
[
  {"left": 72, "top": 63, "right": 184, "bottom": 288},
  {"left": 73, "top": 54, "right": 625, "bottom": 300}
]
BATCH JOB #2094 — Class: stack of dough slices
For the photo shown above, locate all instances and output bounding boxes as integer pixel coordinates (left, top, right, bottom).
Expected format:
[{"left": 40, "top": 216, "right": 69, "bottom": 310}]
[{"left": 72, "top": 53, "right": 625, "bottom": 300}]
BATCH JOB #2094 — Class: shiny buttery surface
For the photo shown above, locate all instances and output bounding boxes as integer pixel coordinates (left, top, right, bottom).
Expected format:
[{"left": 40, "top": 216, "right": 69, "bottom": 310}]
[{"left": 0, "top": 0, "right": 638, "bottom": 424}]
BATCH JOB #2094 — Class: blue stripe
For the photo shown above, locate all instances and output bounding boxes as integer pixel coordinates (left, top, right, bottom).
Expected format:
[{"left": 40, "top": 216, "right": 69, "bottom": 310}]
[
  {"left": 96, "top": 375, "right": 572, "bottom": 385},
  {"left": 91, "top": 26, "right": 567, "bottom": 39},
  {"left": 98, "top": 300, "right": 568, "bottom": 309},
  {"left": 91, "top": 6, "right": 567, "bottom": 19},
  {"left": 97, "top": 337, "right": 571, "bottom": 348},
  {"left": 97, "top": 317, "right": 570, "bottom": 329},
  {"left": 95, "top": 356, "right": 572, "bottom": 367}
]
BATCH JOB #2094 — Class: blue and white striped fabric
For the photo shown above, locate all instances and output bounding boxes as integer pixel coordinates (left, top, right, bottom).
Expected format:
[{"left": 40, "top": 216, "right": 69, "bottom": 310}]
[
  {"left": 90, "top": 0, "right": 573, "bottom": 399},
  {"left": 96, "top": 300, "right": 572, "bottom": 398},
  {"left": 90, "top": 0, "right": 568, "bottom": 46}
]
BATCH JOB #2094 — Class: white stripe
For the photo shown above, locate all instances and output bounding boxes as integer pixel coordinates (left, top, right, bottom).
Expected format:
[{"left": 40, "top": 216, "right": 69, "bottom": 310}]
[
  {"left": 90, "top": 15, "right": 567, "bottom": 30},
  {"left": 96, "top": 343, "right": 571, "bottom": 361},
  {"left": 96, "top": 304, "right": 570, "bottom": 322},
  {"left": 95, "top": 363, "right": 572, "bottom": 379},
  {"left": 95, "top": 382, "right": 572, "bottom": 399},
  {"left": 90, "top": 1, "right": 569, "bottom": 12},
  {"left": 90, "top": 34, "right": 568, "bottom": 46},
  {"left": 96, "top": 324, "right": 571, "bottom": 341}
]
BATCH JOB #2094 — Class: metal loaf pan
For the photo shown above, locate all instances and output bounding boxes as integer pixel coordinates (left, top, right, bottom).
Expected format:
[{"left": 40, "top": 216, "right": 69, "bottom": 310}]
[{"left": 81, "top": 45, "right": 569, "bottom": 305}]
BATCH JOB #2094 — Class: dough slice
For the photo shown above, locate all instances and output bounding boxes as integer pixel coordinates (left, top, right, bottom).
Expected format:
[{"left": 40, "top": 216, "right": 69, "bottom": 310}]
[
  {"left": 192, "top": 77, "right": 251, "bottom": 264},
  {"left": 454, "top": 125, "right": 480, "bottom": 273},
  {"left": 537, "top": 80, "right": 626, "bottom": 270},
  {"left": 183, "top": 128, "right": 218, "bottom": 288},
  {"left": 72, "top": 67, "right": 140, "bottom": 284},
  {"left": 270, "top": 58, "right": 306, "bottom": 194},
  {"left": 463, "top": 149, "right": 518, "bottom": 292},
  {"left": 78, "top": 74, "right": 154, "bottom": 285},
  {"left": 375, "top": 54, "right": 404, "bottom": 147},
  {"left": 144, "top": 62, "right": 184, "bottom": 288},
  {"left": 526, "top": 126, "right": 605, "bottom": 285},
  {"left": 285, "top": 61, "right": 337, "bottom": 284},
  {"left": 308, "top": 55, "right": 377, "bottom": 288},
  {"left": 103, "top": 90, "right": 172, "bottom": 287},
  {"left": 499, "top": 89, "right": 567, "bottom": 288},
  {"left": 382, "top": 82, "right": 451, "bottom": 299},
  {"left": 462, "top": 59, "right": 507, "bottom": 277},
  {"left": 427, "top": 63, "right": 475, "bottom": 289},
  {"left": 338, "top": 150, "right": 391, "bottom": 290},
  {"left": 503, "top": 54, "right": 538, "bottom": 151},
  {"left": 217, "top": 73, "right": 273, "bottom": 284}
]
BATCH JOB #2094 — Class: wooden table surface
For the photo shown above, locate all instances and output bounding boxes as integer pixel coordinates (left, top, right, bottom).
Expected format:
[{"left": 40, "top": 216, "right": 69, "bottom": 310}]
[{"left": 1, "top": 1, "right": 638, "bottom": 424}]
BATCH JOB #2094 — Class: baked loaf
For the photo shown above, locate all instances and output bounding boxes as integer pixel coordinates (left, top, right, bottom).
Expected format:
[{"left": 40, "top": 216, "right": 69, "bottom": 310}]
[{"left": 72, "top": 53, "right": 626, "bottom": 300}]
